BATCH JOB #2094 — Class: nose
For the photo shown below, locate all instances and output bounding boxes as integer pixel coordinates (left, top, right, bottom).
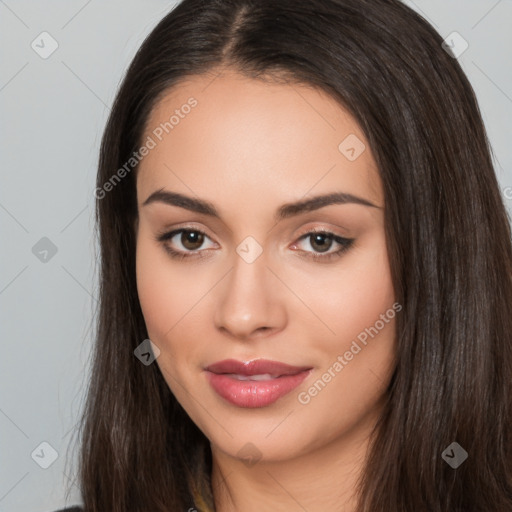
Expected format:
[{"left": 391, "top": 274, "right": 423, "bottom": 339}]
[{"left": 213, "top": 248, "right": 287, "bottom": 341}]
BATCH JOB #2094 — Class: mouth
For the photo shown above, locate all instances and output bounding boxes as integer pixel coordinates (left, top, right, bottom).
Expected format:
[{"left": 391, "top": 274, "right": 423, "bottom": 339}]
[
  {"left": 204, "top": 359, "right": 313, "bottom": 408},
  {"left": 219, "top": 373, "right": 284, "bottom": 381}
]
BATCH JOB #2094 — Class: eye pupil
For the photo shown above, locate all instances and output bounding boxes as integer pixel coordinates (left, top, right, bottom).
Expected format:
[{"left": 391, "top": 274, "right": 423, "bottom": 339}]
[
  {"left": 310, "top": 233, "right": 332, "bottom": 253},
  {"left": 181, "top": 230, "right": 204, "bottom": 250}
]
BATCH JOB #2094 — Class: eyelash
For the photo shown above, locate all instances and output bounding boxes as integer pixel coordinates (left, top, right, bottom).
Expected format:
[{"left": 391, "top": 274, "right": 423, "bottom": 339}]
[{"left": 155, "top": 227, "right": 355, "bottom": 263}]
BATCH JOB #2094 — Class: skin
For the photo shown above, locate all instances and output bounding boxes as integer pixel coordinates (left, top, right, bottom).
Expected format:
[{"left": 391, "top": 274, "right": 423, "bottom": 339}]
[{"left": 135, "top": 67, "right": 397, "bottom": 512}]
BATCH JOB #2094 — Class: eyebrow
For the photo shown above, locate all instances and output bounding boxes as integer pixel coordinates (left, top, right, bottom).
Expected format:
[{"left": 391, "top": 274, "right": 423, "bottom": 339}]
[{"left": 142, "top": 188, "right": 380, "bottom": 221}]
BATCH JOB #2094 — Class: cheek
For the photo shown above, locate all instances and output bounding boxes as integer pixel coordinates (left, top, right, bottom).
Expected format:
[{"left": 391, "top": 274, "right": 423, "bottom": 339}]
[
  {"left": 135, "top": 228, "right": 225, "bottom": 381},
  {"left": 136, "top": 237, "right": 172, "bottom": 339},
  {"left": 291, "top": 255, "right": 396, "bottom": 449},
  {"left": 135, "top": 232, "right": 200, "bottom": 347},
  {"left": 290, "top": 231, "right": 397, "bottom": 415},
  {"left": 295, "top": 232, "right": 395, "bottom": 346}
]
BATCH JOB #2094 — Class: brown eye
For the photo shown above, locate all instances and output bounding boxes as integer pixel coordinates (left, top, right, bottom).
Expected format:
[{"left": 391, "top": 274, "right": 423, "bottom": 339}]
[
  {"left": 292, "top": 230, "right": 355, "bottom": 262},
  {"left": 181, "top": 230, "right": 205, "bottom": 250},
  {"left": 156, "top": 228, "right": 217, "bottom": 260},
  {"left": 308, "top": 233, "right": 333, "bottom": 253}
]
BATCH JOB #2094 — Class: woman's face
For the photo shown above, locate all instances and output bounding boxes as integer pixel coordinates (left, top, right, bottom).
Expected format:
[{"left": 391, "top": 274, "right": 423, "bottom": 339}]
[{"left": 135, "top": 68, "right": 397, "bottom": 464}]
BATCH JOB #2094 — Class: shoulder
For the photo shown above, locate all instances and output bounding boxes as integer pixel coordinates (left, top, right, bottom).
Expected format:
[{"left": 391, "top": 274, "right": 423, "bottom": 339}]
[{"left": 52, "top": 507, "right": 83, "bottom": 512}]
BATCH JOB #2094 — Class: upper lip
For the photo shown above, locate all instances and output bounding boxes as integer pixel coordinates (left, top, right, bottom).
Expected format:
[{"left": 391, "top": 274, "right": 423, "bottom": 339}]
[{"left": 205, "top": 359, "right": 312, "bottom": 377}]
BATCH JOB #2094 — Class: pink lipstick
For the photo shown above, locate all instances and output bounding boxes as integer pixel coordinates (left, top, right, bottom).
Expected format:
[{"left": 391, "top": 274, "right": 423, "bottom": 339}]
[{"left": 204, "top": 359, "right": 312, "bottom": 408}]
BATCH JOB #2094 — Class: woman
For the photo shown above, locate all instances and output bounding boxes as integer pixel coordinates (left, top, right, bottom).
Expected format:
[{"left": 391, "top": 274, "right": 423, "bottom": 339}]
[{"left": 63, "top": 0, "right": 512, "bottom": 510}]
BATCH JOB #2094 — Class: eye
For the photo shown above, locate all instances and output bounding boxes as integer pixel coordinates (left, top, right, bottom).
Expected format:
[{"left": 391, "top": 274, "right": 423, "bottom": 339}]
[
  {"left": 155, "top": 227, "right": 354, "bottom": 263},
  {"left": 291, "top": 230, "right": 354, "bottom": 262},
  {"left": 155, "top": 228, "right": 217, "bottom": 260}
]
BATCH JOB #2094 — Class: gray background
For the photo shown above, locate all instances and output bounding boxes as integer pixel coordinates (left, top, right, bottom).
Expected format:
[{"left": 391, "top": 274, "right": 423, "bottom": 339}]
[{"left": 1, "top": 1, "right": 511, "bottom": 511}]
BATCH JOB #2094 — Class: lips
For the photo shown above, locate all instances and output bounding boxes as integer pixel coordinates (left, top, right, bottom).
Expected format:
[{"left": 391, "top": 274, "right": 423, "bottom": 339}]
[
  {"left": 205, "top": 359, "right": 312, "bottom": 378},
  {"left": 204, "top": 359, "right": 313, "bottom": 408}
]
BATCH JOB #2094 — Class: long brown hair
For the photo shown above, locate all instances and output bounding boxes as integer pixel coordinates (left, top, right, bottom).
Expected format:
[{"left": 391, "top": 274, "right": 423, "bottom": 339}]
[{"left": 74, "top": 0, "right": 512, "bottom": 510}]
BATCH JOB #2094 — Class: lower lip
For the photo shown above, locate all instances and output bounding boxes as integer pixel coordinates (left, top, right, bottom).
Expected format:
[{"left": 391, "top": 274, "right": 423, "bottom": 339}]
[{"left": 205, "top": 370, "right": 312, "bottom": 408}]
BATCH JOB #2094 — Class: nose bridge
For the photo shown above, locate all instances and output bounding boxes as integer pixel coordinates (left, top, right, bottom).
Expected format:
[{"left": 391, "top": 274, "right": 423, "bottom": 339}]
[{"left": 214, "top": 240, "right": 285, "bottom": 338}]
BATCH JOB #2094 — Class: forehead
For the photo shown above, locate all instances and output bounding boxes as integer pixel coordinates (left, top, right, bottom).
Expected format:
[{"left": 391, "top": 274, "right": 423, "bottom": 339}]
[{"left": 136, "top": 68, "right": 383, "bottom": 209}]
